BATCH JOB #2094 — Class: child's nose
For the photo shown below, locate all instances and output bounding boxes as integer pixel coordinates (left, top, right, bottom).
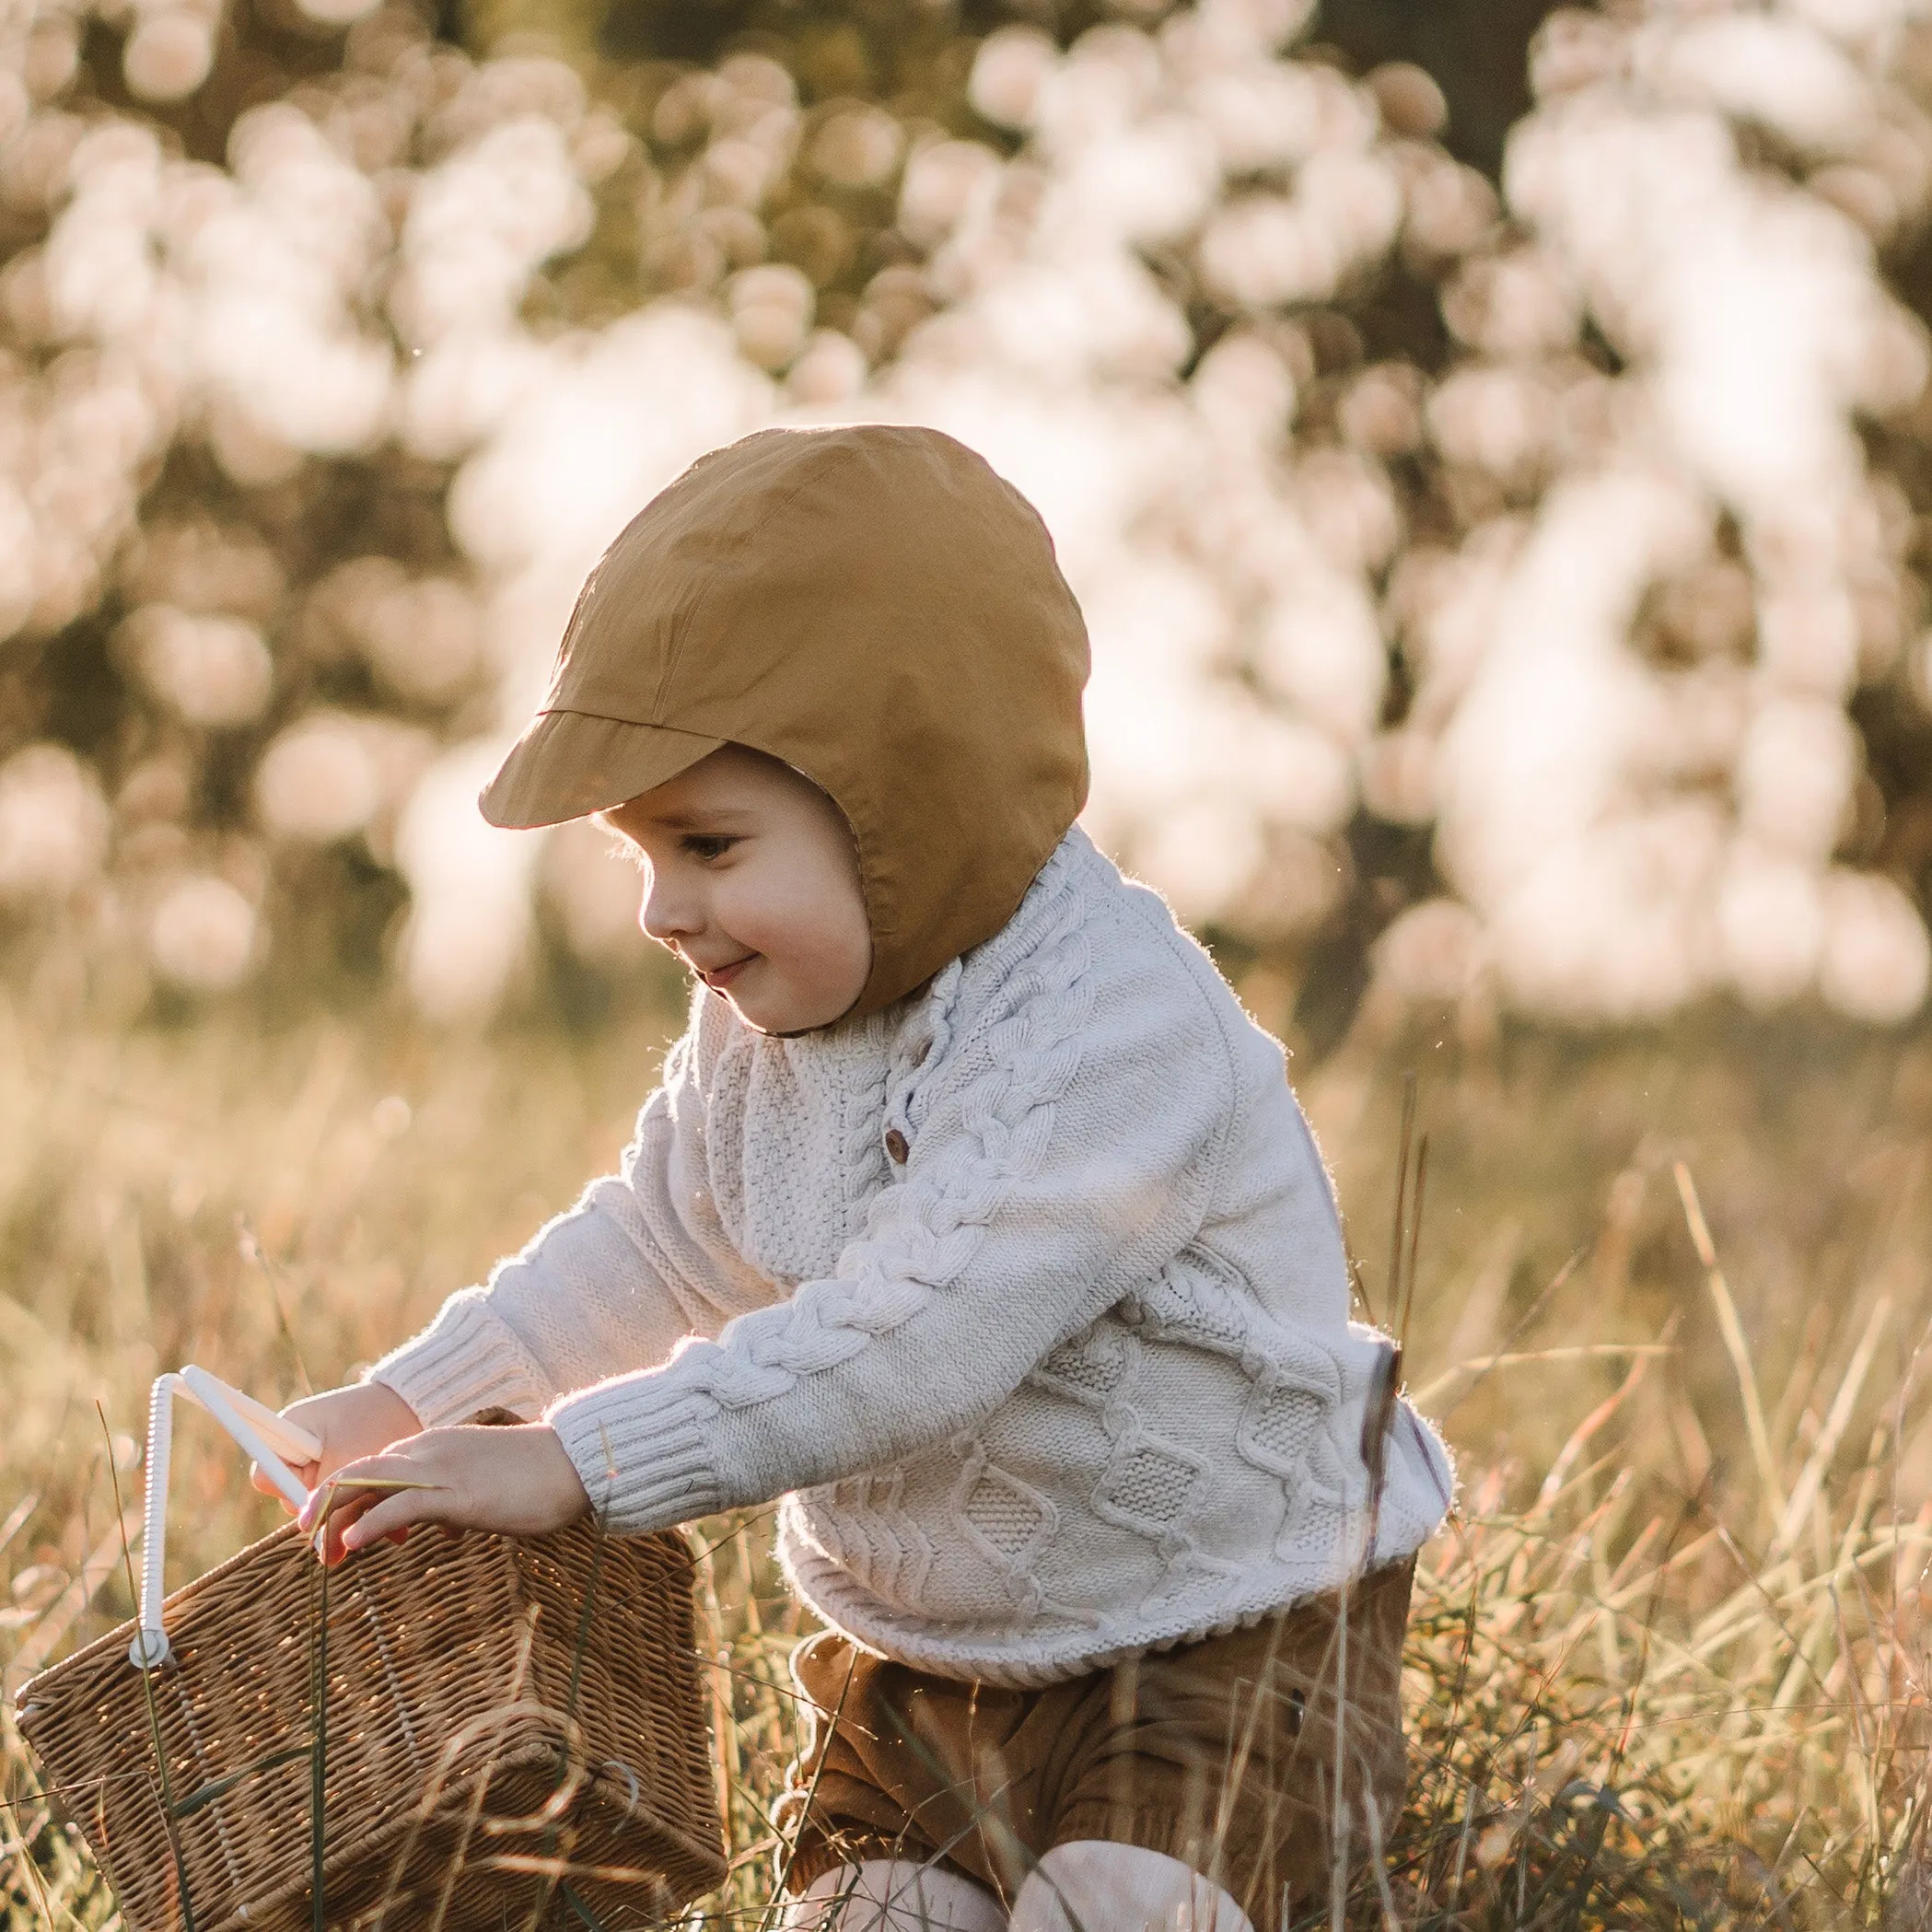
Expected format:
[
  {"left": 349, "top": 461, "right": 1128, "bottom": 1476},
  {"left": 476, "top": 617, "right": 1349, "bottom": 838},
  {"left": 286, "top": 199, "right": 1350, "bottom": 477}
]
[{"left": 639, "top": 875, "right": 701, "bottom": 945}]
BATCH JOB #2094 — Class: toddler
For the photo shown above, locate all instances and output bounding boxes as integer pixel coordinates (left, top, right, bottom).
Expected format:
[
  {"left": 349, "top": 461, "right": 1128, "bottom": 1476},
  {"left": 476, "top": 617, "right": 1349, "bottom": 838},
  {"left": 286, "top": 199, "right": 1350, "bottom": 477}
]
[{"left": 277, "top": 425, "right": 1453, "bottom": 1932}]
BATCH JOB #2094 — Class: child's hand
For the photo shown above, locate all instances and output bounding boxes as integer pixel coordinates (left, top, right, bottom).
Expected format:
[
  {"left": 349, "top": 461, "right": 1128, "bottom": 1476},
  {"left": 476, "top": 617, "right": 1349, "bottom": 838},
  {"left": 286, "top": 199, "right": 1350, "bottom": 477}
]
[
  {"left": 297, "top": 1422, "right": 592, "bottom": 1565},
  {"left": 248, "top": 1381, "right": 422, "bottom": 1508}
]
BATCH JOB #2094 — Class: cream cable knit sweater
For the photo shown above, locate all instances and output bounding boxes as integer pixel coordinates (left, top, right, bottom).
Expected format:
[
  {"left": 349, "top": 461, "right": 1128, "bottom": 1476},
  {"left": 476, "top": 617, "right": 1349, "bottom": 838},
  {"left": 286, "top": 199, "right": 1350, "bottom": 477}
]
[{"left": 371, "top": 830, "right": 1453, "bottom": 1686}]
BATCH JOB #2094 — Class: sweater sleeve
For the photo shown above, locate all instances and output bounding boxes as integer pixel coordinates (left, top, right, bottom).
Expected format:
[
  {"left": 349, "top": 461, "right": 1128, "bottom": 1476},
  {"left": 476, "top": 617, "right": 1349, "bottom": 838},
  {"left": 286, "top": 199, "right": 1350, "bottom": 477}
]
[
  {"left": 367, "top": 1032, "right": 776, "bottom": 1431},
  {"left": 546, "top": 903, "right": 1238, "bottom": 1533}
]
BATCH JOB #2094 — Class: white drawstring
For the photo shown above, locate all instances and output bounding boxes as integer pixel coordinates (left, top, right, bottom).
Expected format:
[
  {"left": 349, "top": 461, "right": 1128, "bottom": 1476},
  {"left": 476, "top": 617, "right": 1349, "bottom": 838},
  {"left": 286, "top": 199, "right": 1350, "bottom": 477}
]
[{"left": 130, "top": 1368, "right": 320, "bottom": 1670}]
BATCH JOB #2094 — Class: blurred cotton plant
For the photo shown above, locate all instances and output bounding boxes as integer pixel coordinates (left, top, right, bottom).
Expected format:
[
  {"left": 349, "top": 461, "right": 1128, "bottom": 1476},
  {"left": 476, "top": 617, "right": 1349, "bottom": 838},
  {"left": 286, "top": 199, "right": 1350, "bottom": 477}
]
[
  {"left": 1375, "top": 2, "right": 1932, "bottom": 1028},
  {"left": 2, "top": 0, "right": 1931, "bottom": 1032}
]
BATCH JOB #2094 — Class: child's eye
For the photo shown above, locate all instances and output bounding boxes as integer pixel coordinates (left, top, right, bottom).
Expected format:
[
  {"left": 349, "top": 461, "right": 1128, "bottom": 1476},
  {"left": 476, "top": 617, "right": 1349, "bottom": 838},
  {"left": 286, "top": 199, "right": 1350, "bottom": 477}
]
[{"left": 681, "top": 833, "right": 738, "bottom": 862}]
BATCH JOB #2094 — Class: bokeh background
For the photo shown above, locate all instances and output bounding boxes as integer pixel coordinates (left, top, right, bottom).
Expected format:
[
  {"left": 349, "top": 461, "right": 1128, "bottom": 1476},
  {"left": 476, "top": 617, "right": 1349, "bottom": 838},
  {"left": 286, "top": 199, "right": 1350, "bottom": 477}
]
[
  {"left": 6, "top": 0, "right": 1932, "bottom": 1042},
  {"left": 8, "top": 0, "right": 1932, "bottom": 1924}
]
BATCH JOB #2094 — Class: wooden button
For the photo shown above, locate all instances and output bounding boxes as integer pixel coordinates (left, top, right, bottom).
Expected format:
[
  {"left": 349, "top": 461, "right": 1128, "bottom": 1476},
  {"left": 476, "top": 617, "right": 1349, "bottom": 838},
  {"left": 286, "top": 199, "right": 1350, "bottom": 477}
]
[{"left": 884, "top": 1128, "right": 910, "bottom": 1165}]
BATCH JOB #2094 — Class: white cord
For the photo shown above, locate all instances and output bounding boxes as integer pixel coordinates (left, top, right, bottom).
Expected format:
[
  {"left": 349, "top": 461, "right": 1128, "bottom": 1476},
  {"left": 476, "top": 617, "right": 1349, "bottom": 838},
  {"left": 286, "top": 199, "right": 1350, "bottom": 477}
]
[{"left": 130, "top": 1368, "right": 320, "bottom": 1670}]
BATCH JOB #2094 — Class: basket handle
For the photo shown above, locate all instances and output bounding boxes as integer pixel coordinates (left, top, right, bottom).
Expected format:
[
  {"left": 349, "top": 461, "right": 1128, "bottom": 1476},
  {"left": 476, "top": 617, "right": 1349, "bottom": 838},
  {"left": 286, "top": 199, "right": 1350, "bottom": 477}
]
[{"left": 129, "top": 1368, "right": 321, "bottom": 1670}]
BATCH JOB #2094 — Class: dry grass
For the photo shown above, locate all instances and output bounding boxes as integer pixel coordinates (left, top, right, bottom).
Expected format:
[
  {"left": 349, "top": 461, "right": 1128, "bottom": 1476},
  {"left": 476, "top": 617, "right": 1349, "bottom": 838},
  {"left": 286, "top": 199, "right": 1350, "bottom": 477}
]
[{"left": 4, "top": 983, "right": 1932, "bottom": 1928}]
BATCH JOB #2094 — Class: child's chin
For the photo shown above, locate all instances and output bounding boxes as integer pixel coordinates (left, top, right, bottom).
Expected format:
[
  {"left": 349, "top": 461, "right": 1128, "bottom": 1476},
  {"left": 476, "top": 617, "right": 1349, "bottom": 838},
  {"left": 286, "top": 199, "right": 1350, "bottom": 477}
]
[{"left": 728, "top": 987, "right": 836, "bottom": 1036}]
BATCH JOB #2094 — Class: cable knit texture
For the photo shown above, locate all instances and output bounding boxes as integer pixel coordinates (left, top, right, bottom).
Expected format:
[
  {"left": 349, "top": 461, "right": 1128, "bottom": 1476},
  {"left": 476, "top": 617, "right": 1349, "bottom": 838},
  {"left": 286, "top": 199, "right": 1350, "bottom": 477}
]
[{"left": 370, "top": 830, "right": 1455, "bottom": 1685}]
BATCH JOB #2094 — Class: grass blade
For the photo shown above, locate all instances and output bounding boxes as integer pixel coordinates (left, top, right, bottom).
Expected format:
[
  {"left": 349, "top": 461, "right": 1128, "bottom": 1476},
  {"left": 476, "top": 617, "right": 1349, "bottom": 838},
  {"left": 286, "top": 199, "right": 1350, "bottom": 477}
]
[{"left": 1675, "top": 1162, "right": 1787, "bottom": 1523}]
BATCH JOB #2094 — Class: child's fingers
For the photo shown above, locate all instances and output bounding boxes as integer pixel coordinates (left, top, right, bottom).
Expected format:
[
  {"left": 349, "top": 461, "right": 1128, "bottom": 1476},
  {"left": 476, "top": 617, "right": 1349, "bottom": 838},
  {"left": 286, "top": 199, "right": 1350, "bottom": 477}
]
[
  {"left": 334, "top": 1483, "right": 453, "bottom": 1557},
  {"left": 250, "top": 1459, "right": 317, "bottom": 1508}
]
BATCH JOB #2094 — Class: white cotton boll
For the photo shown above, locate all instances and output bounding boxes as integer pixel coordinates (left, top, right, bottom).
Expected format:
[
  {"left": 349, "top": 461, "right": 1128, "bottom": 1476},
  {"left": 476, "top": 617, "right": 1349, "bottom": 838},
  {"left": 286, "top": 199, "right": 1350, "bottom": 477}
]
[
  {"left": 242, "top": 332, "right": 393, "bottom": 457},
  {"left": 1427, "top": 365, "right": 1550, "bottom": 484},
  {"left": 0, "top": 481, "right": 36, "bottom": 640},
  {"left": 53, "top": 355, "right": 172, "bottom": 483},
  {"left": 1735, "top": 696, "right": 1857, "bottom": 857},
  {"left": 717, "top": 52, "right": 795, "bottom": 117},
  {"left": 1087, "top": 555, "right": 1230, "bottom": 692},
  {"left": 204, "top": 400, "right": 303, "bottom": 487},
  {"left": 1818, "top": 869, "right": 1930, "bottom": 1022},
  {"left": 224, "top": 111, "right": 387, "bottom": 293},
  {"left": 1198, "top": 196, "right": 1339, "bottom": 306},
  {"left": 1489, "top": 805, "right": 1726, "bottom": 1019},
  {"left": 1188, "top": 64, "right": 1329, "bottom": 174},
  {"left": 971, "top": 253, "right": 1191, "bottom": 382},
  {"left": 1374, "top": 899, "right": 1485, "bottom": 1004},
  {"left": 0, "top": 744, "right": 111, "bottom": 899},
  {"left": 809, "top": 105, "right": 902, "bottom": 189},
  {"left": 729, "top": 263, "right": 815, "bottom": 371},
  {"left": 441, "top": 58, "right": 588, "bottom": 141},
  {"left": 1193, "top": 0, "right": 1317, "bottom": 61},
  {"left": 701, "top": 137, "right": 775, "bottom": 208},
  {"left": 1359, "top": 727, "right": 1437, "bottom": 825},
  {"left": 1256, "top": 576, "right": 1387, "bottom": 743},
  {"left": 355, "top": 576, "right": 483, "bottom": 704},
  {"left": 1297, "top": 149, "right": 1403, "bottom": 262},
  {"left": 122, "top": 15, "right": 214, "bottom": 103},
  {"left": 25, "top": 536, "right": 103, "bottom": 637},
  {"left": 124, "top": 606, "right": 274, "bottom": 727},
  {"left": 64, "top": 118, "right": 162, "bottom": 199},
  {"left": 971, "top": 28, "right": 1059, "bottom": 132},
  {"left": 395, "top": 745, "right": 541, "bottom": 1021},
  {"left": 1843, "top": 300, "right": 1929, "bottom": 419},
  {"left": 1658, "top": 199, "right": 1877, "bottom": 514},
  {"left": 1125, "top": 794, "right": 1267, "bottom": 925},
  {"left": 1051, "top": 119, "right": 1219, "bottom": 248},
  {"left": 1786, "top": 0, "right": 1916, "bottom": 49},
  {"left": 294, "top": 0, "right": 382, "bottom": 25},
  {"left": 1287, "top": 448, "right": 1401, "bottom": 576},
  {"left": 41, "top": 127, "right": 165, "bottom": 343},
  {"left": 1441, "top": 251, "right": 1578, "bottom": 358},
  {"left": 1392, "top": 525, "right": 1521, "bottom": 704},
  {"left": 183, "top": 127, "right": 395, "bottom": 460},
  {"left": 1239, "top": 709, "right": 1356, "bottom": 833},
  {"left": 786, "top": 330, "right": 869, "bottom": 408},
  {"left": 898, "top": 141, "right": 1002, "bottom": 250},
  {"left": 1431, "top": 468, "right": 1709, "bottom": 910},
  {"left": 1403, "top": 158, "right": 1501, "bottom": 261},
  {"left": 1642, "top": 662, "right": 1750, "bottom": 784},
  {"left": 148, "top": 876, "right": 258, "bottom": 991},
  {"left": 1641, "top": 15, "right": 1874, "bottom": 155},
  {"left": 44, "top": 208, "right": 159, "bottom": 343},
  {"left": 1033, "top": 27, "right": 1162, "bottom": 155},
  {"left": 1755, "top": 584, "right": 1861, "bottom": 695},
  {"left": 1191, "top": 331, "right": 1296, "bottom": 447},
  {"left": 0, "top": 72, "right": 28, "bottom": 147},
  {"left": 396, "top": 119, "right": 594, "bottom": 345},
  {"left": 402, "top": 330, "right": 553, "bottom": 460},
  {"left": 446, "top": 308, "right": 774, "bottom": 581},
  {"left": 1810, "top": 164, "right": 1900, "bottom": 241},
  {"left": 1717, "top": 845, "right": 1825, "bottom": 1008},
  {"left": 1340, "top": 362, "right": 1425, "bottom": 457},
  {"left": 254, "top": 715, "right": 383, "bottom": 844}
]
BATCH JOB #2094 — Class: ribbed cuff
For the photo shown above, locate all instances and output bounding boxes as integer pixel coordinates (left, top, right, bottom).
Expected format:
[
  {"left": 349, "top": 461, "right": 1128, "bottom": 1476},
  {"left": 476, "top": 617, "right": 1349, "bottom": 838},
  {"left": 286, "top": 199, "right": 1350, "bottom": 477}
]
[
  {"left": 547, "top": 1374, "right": 726, "bottom": 1535},
  {"left": 367, "top": 1291, "right": 553, "bottom": 1430}
]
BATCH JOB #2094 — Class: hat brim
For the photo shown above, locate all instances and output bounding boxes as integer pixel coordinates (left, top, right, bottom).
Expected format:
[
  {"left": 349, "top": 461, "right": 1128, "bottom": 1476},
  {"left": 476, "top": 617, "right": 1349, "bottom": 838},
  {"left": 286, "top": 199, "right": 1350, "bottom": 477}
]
[{"left": 479, "top": 710, "right": 726, "bottom": 830}]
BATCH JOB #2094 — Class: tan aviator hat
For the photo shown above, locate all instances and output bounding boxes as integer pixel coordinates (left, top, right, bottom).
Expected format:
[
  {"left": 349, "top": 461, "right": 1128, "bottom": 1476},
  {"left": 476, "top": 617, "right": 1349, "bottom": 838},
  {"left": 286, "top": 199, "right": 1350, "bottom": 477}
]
[{"left": 482, "top": 424, "right": 1090, "bottom": 1020}]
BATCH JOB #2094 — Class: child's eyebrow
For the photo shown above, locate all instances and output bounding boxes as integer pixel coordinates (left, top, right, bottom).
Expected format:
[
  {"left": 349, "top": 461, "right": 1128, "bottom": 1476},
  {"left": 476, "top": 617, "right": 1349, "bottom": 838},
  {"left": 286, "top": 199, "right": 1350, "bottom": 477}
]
[{"left": 624, "top": 807, "right": 755, "bottom": 832}]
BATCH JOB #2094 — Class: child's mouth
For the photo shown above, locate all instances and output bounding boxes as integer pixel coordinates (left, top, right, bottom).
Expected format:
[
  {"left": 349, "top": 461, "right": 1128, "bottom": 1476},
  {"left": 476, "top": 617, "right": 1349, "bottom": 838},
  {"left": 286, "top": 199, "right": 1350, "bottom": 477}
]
[{"left": 699, "top": 955, "right": 756, "bottom": 992}]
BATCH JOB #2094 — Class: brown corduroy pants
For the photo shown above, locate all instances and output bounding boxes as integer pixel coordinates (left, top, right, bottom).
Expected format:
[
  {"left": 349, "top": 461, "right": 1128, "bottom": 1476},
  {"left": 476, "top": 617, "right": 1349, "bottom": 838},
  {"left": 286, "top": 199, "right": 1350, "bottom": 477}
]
[{"left": 779, "top": 1558, "right": 1414, "bottom": 1932}]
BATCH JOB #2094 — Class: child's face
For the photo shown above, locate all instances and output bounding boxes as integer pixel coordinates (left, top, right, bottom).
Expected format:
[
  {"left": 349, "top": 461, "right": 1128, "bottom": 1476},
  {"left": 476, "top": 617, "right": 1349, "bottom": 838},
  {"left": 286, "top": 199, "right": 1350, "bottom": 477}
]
[{"left": 599, "top": 744, "right": 872, "bottom": 1033}]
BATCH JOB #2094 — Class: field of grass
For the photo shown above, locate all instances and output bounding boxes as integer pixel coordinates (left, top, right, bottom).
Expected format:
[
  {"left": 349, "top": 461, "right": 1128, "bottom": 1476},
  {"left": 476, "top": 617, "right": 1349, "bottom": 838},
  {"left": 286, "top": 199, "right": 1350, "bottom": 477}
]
[{"left": 3, "top": 972, "right": 1931, "bottom": 1927}]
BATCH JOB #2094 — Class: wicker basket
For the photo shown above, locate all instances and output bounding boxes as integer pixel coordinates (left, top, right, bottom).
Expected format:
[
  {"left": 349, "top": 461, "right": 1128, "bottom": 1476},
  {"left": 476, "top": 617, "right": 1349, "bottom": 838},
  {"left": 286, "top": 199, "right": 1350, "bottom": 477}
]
[{"left": 14, "top": 1374, "right": 727, "bottom": 1932}]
